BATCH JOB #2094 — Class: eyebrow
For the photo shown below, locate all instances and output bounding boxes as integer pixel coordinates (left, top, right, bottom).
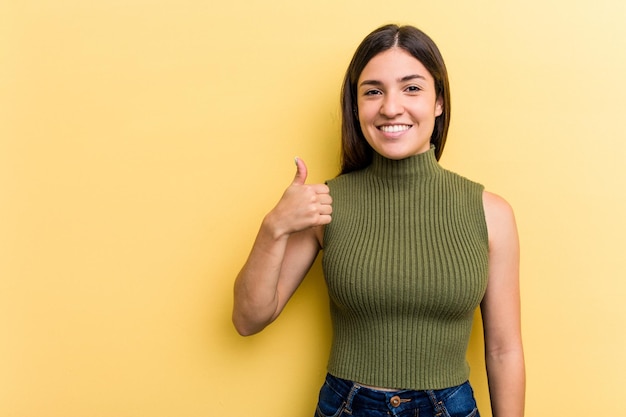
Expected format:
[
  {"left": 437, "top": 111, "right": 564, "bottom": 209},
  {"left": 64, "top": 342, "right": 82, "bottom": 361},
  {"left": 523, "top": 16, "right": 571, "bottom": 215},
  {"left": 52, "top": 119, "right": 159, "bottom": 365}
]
[{"left": 359, "top": 74, "right": 426, "bottom": 88}]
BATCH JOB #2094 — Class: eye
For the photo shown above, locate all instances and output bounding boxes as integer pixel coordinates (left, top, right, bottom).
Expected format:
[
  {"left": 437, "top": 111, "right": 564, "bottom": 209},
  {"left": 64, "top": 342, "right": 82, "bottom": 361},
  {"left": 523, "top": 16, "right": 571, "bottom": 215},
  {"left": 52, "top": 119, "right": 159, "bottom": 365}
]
[
  {"left": 363, "top": 89, "right": 382, "bottom": 96},
  {"left": 405, "top": 85, "right": 422, "bottom": 93}
]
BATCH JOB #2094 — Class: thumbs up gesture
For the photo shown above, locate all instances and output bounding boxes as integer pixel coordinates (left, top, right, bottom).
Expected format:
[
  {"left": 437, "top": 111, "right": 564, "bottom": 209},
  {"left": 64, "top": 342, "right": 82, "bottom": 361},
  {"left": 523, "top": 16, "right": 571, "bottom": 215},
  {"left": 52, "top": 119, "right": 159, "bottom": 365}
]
[{"left": 266, "top": 158, "right": 333, "bottom": 237}]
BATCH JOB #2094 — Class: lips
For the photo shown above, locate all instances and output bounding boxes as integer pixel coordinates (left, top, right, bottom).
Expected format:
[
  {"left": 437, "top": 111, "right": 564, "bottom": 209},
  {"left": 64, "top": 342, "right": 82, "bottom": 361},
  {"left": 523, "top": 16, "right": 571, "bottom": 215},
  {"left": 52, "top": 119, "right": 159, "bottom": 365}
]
[{"left": 378, "top": 124, "right": 412, "bottom": 133}]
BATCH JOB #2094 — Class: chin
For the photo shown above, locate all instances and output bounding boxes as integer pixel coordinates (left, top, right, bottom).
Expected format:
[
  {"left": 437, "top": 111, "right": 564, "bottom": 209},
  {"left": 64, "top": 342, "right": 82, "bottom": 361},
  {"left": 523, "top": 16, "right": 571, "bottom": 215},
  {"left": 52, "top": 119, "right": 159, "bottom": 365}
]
[
  {"left": 379, "top": 153, "right": 410, "bottom": 161},
  {"left": 376, "top": 148, "right": 414, "bottom": 160}
]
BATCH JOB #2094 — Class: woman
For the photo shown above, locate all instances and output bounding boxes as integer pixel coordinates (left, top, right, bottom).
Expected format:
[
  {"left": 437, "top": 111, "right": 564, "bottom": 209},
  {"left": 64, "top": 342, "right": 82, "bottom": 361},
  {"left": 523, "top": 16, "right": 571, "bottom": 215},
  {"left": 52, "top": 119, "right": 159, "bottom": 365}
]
[{"left": 233, "top": 24, "right": 525, "bottom": 417}]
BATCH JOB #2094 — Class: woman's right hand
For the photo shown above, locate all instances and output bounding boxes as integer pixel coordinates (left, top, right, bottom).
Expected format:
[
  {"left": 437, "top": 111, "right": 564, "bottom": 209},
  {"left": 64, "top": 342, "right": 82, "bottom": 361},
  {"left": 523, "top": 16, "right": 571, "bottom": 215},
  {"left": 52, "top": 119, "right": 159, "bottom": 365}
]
[{"left": 264, "top": 157, "right": 332, "bottom": 239}]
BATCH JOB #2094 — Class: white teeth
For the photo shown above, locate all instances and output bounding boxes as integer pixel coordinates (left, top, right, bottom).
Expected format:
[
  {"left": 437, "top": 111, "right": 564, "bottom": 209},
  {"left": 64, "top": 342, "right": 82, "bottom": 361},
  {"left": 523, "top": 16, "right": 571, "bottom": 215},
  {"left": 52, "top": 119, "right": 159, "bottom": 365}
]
[{"left": 380, "top": 125, "right": 410, "bottom": 133}]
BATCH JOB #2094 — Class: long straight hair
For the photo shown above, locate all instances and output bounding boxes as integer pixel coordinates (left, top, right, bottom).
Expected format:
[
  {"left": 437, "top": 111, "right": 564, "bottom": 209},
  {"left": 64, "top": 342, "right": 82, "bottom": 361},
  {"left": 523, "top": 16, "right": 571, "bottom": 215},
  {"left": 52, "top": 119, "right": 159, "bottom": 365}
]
[{"left": 339, "top": 25, "right": 451, "bottom": 174}]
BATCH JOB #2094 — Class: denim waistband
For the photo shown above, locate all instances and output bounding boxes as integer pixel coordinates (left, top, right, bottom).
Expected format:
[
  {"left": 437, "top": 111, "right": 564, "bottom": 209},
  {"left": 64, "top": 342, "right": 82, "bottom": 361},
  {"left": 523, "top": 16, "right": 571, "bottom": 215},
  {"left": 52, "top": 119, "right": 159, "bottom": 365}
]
[{"left": 323, "top": 373, "right": 469, "bottom": 415}]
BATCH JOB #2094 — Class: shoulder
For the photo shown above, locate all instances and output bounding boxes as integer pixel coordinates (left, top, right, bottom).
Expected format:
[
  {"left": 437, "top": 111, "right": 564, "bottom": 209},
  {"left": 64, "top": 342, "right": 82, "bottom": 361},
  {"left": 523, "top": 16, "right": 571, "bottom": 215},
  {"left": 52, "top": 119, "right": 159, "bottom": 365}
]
[
  {"left": 482, "top": 191, "right": 515, "bottom": 222},
  {"left": 440, "top": 167, "right": 483, "bottom": 187},
  {"left": 482, "top": 191, "right": 518, "bottom": 246},
  {"left": 326, "top": 169, "right": 364, "bottom": 183},
  {"left": 325, "top": 170, "right": 366, "bottom": 192}
]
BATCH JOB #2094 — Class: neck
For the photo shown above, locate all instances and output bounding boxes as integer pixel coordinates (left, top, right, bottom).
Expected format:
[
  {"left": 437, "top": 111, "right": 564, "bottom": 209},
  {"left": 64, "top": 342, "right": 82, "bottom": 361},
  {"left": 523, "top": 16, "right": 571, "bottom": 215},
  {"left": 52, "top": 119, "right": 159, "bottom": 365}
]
[{"left": 367, "top": 147, "right": 441, "bottom": 179}]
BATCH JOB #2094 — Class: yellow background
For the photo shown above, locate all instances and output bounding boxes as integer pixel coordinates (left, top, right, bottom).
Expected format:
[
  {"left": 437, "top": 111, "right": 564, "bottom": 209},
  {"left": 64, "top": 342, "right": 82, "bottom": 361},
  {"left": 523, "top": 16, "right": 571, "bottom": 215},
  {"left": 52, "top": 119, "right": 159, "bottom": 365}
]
[{"left": 2, "top": 1, "right": 625, "bottom": 416}]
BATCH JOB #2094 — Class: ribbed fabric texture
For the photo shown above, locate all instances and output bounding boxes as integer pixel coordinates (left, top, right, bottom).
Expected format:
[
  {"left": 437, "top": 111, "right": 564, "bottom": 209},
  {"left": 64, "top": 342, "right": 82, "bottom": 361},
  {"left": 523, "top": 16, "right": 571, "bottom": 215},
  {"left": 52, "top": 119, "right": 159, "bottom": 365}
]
[{"left": 323, "top": 147, "right": 489, "bottom": 390}]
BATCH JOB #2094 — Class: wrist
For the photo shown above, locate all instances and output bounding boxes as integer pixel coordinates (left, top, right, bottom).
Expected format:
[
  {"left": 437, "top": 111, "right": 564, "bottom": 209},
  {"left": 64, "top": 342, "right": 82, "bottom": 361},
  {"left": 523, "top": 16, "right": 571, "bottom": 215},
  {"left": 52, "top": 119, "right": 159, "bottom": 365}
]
[{"left": 261, "top": 211, "right": 290, "bottom": 242}]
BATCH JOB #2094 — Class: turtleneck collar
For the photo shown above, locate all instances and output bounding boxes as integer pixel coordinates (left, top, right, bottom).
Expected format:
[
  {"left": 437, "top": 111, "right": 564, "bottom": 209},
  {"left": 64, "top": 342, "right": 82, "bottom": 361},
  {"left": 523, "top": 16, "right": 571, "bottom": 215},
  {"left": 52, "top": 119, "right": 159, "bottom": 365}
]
[{"left": 366, "top": 146, "right": 442, "bottom": 179}]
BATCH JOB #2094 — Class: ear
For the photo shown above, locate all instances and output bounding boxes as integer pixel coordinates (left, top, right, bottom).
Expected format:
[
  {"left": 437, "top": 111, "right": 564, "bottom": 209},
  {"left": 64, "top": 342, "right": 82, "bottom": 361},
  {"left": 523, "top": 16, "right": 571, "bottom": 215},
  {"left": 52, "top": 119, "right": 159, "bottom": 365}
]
[{"left": 435, "top": 96, "right": 444, "bottom": 117}]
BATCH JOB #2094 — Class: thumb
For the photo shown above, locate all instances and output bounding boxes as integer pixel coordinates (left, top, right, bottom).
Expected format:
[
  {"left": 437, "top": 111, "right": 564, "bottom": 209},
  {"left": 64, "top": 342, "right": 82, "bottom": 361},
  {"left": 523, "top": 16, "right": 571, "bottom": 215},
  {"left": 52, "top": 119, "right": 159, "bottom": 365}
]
[{"left": 292, "top": 157, "right": 308, "bottom": 185}]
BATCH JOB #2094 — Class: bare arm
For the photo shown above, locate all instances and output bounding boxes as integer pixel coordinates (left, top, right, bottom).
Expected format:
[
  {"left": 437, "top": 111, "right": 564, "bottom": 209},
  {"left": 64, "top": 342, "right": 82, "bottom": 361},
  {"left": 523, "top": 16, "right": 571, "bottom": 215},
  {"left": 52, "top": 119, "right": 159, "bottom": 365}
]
[
  {"left": 232, "top": 158, "right": 332, "bottom": 336},
  {"left": 481, "top": 191, "right": 526, "bottom": 417}
]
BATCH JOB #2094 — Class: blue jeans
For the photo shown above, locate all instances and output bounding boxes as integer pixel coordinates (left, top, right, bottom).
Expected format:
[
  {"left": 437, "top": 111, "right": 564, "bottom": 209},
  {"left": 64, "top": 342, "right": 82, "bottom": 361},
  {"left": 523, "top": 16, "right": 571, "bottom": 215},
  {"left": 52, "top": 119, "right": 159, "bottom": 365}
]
[{"left": 315, "top": 373, "right": 480, "bottom": 417}]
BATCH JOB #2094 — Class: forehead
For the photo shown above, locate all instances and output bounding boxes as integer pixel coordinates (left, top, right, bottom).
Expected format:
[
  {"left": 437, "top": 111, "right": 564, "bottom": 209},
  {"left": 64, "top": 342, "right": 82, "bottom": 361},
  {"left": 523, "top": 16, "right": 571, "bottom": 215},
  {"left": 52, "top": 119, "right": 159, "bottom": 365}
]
[{"left": 359, "top": 47, "right": 434, "bottom": 83}]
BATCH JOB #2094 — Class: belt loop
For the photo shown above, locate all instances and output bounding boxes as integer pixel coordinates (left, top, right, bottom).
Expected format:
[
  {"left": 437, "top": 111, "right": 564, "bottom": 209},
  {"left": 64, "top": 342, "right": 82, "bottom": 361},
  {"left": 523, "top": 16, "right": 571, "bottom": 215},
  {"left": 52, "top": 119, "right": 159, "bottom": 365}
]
[
  {"left": 343, "top": 383, "right": 361, "bottom": 413},
  {"left": 426, "top": 390, "right": 447, "bottom": 417}
]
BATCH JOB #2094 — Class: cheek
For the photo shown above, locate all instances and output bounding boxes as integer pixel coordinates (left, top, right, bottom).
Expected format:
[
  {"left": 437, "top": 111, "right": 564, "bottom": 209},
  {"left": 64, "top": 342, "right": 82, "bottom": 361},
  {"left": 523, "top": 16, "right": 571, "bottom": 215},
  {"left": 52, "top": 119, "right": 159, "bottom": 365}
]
[
  {"left": 356, "top": 102, "right": 375, "bottom": 125},
  {"left": 358, "top": 119, "right": 373, "bottom": 142},
  {"left": 357, "top": 116, "right": 376, "bottom": 144}
]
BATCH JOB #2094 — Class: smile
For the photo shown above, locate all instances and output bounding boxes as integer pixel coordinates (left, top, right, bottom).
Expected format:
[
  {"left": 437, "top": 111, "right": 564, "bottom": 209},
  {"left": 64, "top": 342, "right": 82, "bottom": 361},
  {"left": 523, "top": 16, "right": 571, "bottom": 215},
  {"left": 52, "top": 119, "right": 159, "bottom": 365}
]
[{"left": 379, "top": 124, "right": 412, "bottom": 133}]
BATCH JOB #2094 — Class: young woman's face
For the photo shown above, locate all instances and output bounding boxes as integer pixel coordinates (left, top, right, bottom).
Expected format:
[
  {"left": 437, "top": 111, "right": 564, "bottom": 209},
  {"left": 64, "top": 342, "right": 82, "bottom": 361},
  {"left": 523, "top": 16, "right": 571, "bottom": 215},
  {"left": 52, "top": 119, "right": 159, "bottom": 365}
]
[{"left": 357, "top": 47, "right": 443, "bottom": 160}]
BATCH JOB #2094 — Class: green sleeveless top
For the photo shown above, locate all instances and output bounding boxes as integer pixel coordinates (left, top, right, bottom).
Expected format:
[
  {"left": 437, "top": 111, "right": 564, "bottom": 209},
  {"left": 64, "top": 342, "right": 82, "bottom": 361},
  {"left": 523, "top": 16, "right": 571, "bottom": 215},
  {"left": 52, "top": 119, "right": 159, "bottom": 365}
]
[{"left": 323, "top": 147, "right": 489, "bottom": 390}]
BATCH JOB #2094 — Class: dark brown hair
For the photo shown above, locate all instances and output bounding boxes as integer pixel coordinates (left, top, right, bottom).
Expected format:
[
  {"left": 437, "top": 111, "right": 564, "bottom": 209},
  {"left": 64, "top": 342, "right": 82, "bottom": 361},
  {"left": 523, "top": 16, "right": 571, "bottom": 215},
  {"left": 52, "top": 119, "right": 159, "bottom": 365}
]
[{"left": 339, "top": 24, "right": 451, "bottom": 174}]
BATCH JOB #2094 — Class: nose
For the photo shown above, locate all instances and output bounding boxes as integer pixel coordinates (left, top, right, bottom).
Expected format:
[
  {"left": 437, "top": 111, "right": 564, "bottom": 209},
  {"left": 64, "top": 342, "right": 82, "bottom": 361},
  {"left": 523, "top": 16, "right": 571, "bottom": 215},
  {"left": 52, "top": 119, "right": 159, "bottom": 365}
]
[{"left": 380, "top": 92, "right": 404, "bottom": 117}]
